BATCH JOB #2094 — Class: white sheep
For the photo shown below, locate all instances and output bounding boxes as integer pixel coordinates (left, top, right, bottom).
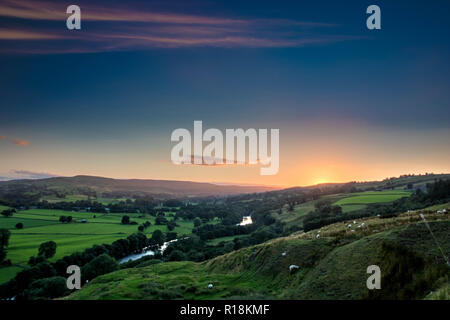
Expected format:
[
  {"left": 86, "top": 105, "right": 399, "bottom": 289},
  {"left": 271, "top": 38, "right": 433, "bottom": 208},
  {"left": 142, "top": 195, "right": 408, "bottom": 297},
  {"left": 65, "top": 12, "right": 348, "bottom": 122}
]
[
  {"left": 289, "top": 265, "right": 299, "bottom": 272},
  {"left": 208, "top": 283, "right": 213, "bottom": 289},
  {"left": 316, "top": 234, "right": 320, "bottom": 239}
]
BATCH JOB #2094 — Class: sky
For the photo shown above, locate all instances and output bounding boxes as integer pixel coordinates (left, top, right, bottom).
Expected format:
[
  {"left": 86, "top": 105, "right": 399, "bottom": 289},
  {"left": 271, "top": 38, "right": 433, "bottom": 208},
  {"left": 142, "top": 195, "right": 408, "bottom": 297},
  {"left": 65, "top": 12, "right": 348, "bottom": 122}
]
[{"left": 0, "top": 0, "right": 449, "bottom": 187}]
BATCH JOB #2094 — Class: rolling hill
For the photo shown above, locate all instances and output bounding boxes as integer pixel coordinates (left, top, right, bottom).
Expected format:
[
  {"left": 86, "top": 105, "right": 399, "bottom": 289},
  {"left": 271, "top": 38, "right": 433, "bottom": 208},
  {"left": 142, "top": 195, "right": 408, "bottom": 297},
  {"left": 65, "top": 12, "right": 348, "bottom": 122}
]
[
  {"left": 66, "top": 207, "right": 450, "bottom": 300},
  {"left": 0, "top": 175, "right": 278, "bottom": 198}
]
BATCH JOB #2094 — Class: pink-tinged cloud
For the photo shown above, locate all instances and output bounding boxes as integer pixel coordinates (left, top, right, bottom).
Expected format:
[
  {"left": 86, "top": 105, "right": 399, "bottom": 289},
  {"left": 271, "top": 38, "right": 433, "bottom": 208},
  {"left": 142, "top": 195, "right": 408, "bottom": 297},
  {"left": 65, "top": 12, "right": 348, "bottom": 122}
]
[
  {"left": 12, "top": 138, "right": 30, "bottom": 146},
  {"left": 0, "top": 136, "right": 6, "bottom": 140},
  {"left": 0, "top": 28, "right": 64, "bottom": 40},
  {"left": 174, "top": 155, "right": 263, "bottom": 166},
  {"left": 0, "top": 0, "right": 247, "bottom": 24}
]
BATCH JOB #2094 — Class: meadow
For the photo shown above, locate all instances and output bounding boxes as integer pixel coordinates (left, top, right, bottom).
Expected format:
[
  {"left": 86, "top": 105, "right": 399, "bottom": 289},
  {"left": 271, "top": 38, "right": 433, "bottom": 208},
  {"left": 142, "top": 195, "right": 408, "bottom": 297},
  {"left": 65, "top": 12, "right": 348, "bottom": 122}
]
[
  {"left": 272, "top": 189, "right": 411, "bottom": 227},
  {"left": 0, "top": 208, "right": 194, "bottom": 283},
  {"left": 333, "top": 190, "right": 411, "bottom": 206}
]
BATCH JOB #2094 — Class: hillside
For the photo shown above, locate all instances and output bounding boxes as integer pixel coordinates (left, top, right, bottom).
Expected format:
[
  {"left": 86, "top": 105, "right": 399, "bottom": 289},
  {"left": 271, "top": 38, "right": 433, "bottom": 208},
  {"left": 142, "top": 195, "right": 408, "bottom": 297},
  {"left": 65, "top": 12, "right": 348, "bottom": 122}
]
[
  {"left": 66, "top": 207, "right": 450, "bottom": 300},
  {"left": 0, "top": 175, "right": 277, "bottom": 198}
]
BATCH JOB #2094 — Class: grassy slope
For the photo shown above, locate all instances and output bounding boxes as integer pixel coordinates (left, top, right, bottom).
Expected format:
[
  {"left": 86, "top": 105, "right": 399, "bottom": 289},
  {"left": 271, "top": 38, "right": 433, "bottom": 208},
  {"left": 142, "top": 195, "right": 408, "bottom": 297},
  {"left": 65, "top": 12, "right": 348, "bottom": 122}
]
[
  {"left": 273, "top": 190, "right": 412, "bottom": 230},
  {"left": 67, "top": 208, "right": 450, "bottom": 300}
]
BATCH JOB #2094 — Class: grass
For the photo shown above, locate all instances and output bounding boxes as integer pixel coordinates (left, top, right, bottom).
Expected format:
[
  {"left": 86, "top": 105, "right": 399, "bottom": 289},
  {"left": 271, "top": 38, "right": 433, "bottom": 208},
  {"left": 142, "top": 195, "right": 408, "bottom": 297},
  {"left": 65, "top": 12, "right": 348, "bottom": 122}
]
[
  {"left": 0, "top": 205, "right": 11, "bottom": 211},
  {"left": 66, "top": 213, "right": 449, "bottom": 300},
  {"left": 334, "top": 190, "right": 411, "bottom": 206},
  {"left": 65, "top": 202, "right": 450, "bottom": 300},
  {"left": 206, "top": 235, "right": 248, "bottom": 245},
  {"left": 0, "top": 209, "right": 196, "bottom": 283},
  {"left": 40, "top": 194, "right": 89, "bottom": 203},
  {"left": 0, "top": 266, "right": 24, "bottom": 284},
  {"left": 273, "top": 190, "right": 410, "bottom": 231}
]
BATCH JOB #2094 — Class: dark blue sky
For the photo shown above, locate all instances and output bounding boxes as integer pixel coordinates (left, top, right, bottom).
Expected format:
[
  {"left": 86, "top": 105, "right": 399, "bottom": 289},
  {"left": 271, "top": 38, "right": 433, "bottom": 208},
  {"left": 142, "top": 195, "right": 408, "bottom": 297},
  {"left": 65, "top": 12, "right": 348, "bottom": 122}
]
[{"left": 0, "top": 0, "right": 449, "bottom": 185}]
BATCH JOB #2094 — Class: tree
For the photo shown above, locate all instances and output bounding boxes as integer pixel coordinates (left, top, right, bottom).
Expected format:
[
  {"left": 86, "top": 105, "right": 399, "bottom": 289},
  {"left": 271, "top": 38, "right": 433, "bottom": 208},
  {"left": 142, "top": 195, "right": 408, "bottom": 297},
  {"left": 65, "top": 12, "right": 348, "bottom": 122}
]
[
  {"left": 0, "top": 229, "right": 11, "bottom": 248},
  {"left": 24, "top": 276, "right": 69, "bottom": 300},
  {"left": 155, "top": 215, "right": 168, "bottom": 225},
  {"left": 1, "top": 209, "right": 15, "bottom": 218},
  {"left": 193, "top": 218, "right": 202, "bottom": 227},
  {"left": 167, "top": 220, "right": 177, "bottom": 231},
  {"left": 166, "top": 232, "right": 177, "bottom": 241},
  {"left": 66, "top": 216, "right": 73, "bottom": 223},
  {"left": 167, "top": 249, "right": 186, "bottom": 261},
  {"left": 151, "top": 229, "right": 165, "bottom": 246},
  {"left": 28, "top": 255, "right": 45, "bottom": 266},
  {"left": 0, "top": 229, "right": 10, "bottom": 264},
  {"left": 82, "top": 253, "right": 118, "bottom": 281},
  {"left": 38, "top": 241, "right": 57, "bottom": 259},
  {"left": 59, "top": 216, "right": 67, "bottom": 223},
  {"left": 15, "top": 222, "right": 24, "bottom": 229},
  {"left": 121, "top": 215, "right": 130, "bottom": 225},
  {"left": 138, "top": 225, "right": 144, "bottom": 232}
]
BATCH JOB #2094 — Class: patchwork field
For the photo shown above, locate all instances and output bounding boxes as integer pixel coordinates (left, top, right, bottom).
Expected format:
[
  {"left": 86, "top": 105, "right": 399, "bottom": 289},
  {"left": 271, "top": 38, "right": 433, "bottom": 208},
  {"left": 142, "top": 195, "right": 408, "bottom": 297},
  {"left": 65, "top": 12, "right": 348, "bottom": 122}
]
[
  {"left": 272, "top": 190, "right": 412, "bottom": 231},
  {"left": 0, "top": 209, "right": 194, "bottom": 283},
  {"left": 334, "top": 190, "right": 411, "bottom": 206}
]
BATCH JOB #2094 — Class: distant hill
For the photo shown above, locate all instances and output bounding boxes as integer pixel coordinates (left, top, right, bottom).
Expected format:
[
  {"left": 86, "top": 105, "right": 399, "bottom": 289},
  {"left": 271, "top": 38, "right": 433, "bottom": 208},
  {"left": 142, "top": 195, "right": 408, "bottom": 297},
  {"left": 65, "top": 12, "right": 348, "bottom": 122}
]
[
  {"left": 282, "top": 173, "right": 450, "bottom": 193},
  {"left": 0, "top": 175, "right": 278, "bottom": 198}
]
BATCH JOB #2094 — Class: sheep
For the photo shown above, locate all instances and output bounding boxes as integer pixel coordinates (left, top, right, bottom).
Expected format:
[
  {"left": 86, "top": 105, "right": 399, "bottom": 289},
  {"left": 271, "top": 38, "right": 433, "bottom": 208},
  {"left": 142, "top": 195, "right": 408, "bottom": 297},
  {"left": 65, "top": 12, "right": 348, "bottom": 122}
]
[
  {"left": 316, "top": 234, "right": 320, "bottom": 239},
  {"left": 208, "top": 284, "right": 213, "bottom": 289},
  {"left": 348, "top": 224, "right": 352, "bottom": 228},
  {"left": 281, "top": 252, "right": 287, "bottom": 256},
  {"left": 289, "top": 265, "right": 299, "bottom": 274}
]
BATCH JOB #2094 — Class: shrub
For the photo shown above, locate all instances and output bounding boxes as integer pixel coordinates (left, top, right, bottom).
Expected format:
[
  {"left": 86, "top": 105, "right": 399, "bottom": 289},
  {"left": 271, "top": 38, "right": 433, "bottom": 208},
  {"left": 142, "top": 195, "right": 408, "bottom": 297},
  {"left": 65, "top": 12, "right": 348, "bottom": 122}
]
[
  {"left": 82, "top": 253, "right": 118, "bottom": 281},
  {"left": 24, "top": 276, "right": 69, "bottom": 300}
]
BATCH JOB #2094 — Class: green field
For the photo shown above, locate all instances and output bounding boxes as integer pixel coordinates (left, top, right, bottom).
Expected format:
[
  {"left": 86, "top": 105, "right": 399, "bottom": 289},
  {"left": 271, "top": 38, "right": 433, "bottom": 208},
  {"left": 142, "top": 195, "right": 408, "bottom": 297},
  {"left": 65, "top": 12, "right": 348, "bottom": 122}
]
[
  {"left": 0, "top": 266, "right": 23, "bottom": 284},
  {"left": 40, "top": 194, "right": 134, "bottom": 205},
  {"left": 0, "top": 205, "right": 11, "bottom": 211},
  {"left": 0, "top": 209, "right": 195, "bottom": 283},
  {"left": 334, "top": 190, "right": 411, "bottom": 206}
]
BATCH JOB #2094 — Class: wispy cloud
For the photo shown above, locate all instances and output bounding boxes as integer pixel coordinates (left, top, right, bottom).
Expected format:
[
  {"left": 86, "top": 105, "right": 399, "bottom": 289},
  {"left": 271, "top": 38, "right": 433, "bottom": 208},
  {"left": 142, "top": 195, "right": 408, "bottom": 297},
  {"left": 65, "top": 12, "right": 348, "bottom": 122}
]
[
  {"left": 0, "top": 0, "right": 361, "bottom": 54},
  {"left": 0, "top": 28, "right": 64, "bottom": 40},
  {"left": 0, "top": 170, "right": 60, "bottom": 181},
  {"left": 175, "top": 155, "right": 264, "bottom": 166},
  {"left": 12, "top": 138, "right": 30, "bottom": 146},
  {"left": 0, "top": 136, "right": 6, "bottom": 140}
]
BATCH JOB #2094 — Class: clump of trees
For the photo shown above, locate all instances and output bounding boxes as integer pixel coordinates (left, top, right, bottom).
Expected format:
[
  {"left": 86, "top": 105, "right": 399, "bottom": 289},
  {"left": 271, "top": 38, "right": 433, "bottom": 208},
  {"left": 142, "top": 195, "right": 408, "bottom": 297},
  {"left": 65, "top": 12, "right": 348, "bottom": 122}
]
[
  {"left": 138, "top": 220, "right": 151, "bottom": 232},
  {"left": 59, "top": 215, "right": 73, "bottom": 223},
  {"left": 1, "top": 209, "right": 16, "bottom": 218},
  {"left": 303, "top": 201, "right": 343, "bottom": 232},
  {"left": 28, "top": 241, "right": 57, "bottom": 266},
  {"left": 0, "top": 229, "right": 11, "bottom": 266},
  {"left": 82, "top": 253, "right": 119, "bottom": 281}
]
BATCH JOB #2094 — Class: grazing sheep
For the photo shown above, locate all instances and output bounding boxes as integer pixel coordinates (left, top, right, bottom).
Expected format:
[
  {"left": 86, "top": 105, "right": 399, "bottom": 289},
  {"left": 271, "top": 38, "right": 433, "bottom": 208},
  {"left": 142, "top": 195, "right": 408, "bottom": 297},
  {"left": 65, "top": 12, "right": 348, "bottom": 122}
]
[
  {"left": 316, "top": 234, "right": 320, "bottom": 239},
  {"left": 348, "top": 224, "right": 352, "bottom": 228},
  {"left": 289, "top": 265, "right": 299, "bottom": 274},
  {"left": 208, "top": 284, "right": 213, "bottom": 289},
  {"left": 282, "top": 252, "right": 287, "bottom": 256}
]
